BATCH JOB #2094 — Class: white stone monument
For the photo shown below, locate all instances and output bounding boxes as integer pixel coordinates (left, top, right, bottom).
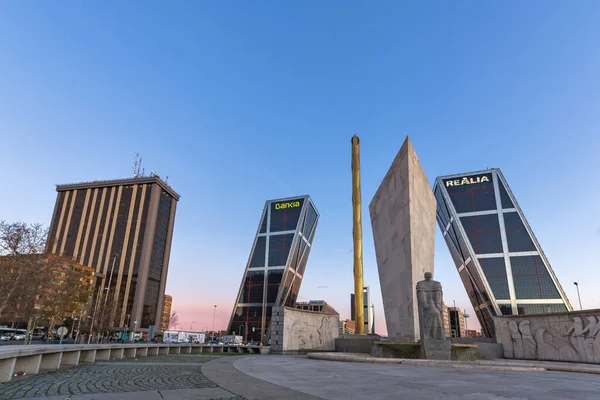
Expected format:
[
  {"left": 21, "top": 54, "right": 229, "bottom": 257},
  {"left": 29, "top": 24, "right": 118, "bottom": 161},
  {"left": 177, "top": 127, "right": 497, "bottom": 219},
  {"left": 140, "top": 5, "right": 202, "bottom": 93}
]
[{"left": 369, "top": 137, "right": 436, "bottom": 342}]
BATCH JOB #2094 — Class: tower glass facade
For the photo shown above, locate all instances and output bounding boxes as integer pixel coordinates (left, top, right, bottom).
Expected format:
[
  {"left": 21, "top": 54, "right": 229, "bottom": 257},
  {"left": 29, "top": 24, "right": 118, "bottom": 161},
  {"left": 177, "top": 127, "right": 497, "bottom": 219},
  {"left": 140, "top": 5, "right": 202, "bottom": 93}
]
[
  {"left": 228, "top": 196, "right": 319, "bottom": 343},
  {"left": 350, "top": 286, "right": 375, "bottom": 334},
  {"left": 434, "top": 169, "right": 572, "bottom": 337}
]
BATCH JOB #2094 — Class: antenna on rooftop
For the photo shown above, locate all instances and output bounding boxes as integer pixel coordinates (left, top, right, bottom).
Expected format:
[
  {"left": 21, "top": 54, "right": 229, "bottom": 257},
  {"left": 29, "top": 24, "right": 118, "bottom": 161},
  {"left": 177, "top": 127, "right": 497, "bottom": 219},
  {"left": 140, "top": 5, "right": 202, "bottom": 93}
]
[{"left": 133, "top": 153, "right": 143, "bottom": 178}]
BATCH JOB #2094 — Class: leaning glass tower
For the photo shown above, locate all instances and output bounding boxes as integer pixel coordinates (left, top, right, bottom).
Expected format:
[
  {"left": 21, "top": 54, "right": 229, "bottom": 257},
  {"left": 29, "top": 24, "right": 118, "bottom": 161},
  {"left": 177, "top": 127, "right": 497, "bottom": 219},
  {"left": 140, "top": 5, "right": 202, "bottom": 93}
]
[
  {"left": 433, "top": 169, "right": 572, "bottom": 337},
  {"left": 227, "top": 196, "right": 319, "bottom": 343}
]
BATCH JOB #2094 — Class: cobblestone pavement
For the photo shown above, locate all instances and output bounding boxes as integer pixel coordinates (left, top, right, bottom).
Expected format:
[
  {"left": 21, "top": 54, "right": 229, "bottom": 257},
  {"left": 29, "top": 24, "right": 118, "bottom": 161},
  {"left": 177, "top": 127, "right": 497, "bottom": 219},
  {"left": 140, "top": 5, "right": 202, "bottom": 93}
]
[
  {"left": 111, "top": 355, "right": 241, "bottom": 363},
  {"left": 0, "top": 355, "right": 245, "bottom": 400}
]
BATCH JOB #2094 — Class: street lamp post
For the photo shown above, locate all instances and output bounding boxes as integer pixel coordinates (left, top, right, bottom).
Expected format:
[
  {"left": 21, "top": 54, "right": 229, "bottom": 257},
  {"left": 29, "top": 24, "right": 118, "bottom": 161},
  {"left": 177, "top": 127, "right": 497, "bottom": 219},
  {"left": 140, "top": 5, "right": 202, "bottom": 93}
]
[
  {"left": 574, "top": 282, "right": 583, "bottom": 310},
  {"left": 102, "top": 256, "right": 118, "bottom": 314},
  {"left": 88, "top": 285, "right": 104, "bottom": 344},
  {"left": 75, "top": 303, "right": 85, "bottom": 343},
  {"left": 131, "top": 320, "right": 137, "bottom": 342},
  {"left": 212, "top": 305, "right": 217, "bottom": 340},
  {"left": 190, "top": 321, "right": 196, "bottom": 330}
]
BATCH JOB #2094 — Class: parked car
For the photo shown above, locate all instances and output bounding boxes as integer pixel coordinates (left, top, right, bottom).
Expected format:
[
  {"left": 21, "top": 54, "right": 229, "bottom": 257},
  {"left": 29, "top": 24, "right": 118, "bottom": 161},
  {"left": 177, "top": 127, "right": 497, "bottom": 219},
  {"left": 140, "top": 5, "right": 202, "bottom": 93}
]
[
  {"left": 12, "top": 334, "right": 25, "bottom": 340},
  {"left": 0, "top": 335, "right": 10, "bottom": 341}
]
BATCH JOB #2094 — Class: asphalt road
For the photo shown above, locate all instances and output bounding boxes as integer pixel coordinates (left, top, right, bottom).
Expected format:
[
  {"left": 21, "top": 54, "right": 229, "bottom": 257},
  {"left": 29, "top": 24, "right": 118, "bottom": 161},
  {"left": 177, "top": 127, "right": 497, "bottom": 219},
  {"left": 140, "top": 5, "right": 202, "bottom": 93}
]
[{"left": 0, "top": 340, "right": 45, "bottom": 346}]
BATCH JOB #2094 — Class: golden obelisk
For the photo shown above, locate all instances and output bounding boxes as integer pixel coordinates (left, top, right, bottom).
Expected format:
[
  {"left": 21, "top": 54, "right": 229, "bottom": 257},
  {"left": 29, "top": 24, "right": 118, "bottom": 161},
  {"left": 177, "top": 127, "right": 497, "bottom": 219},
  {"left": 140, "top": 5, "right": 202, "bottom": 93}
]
[{"left": 351, "top": 135, "right": 365, "bottom": 334}]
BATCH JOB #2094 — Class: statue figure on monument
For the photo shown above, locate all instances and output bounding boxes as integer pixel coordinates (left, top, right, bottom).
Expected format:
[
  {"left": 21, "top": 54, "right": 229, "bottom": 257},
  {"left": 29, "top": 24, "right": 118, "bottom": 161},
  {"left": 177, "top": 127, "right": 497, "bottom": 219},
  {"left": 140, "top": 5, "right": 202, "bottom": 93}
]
[{"left": 416, "top": 272, "right": 445, "bottom": 341}]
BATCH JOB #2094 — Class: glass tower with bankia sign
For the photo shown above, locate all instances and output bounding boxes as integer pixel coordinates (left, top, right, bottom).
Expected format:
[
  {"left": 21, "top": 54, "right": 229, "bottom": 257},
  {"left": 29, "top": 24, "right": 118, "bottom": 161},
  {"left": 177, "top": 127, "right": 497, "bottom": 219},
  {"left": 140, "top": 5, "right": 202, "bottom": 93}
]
[
  {"left": 227, "top": 196, "right": 319, "bottom": 344},
  {"left": 433, "top": 168, "right": 572, "bottom": 337}
]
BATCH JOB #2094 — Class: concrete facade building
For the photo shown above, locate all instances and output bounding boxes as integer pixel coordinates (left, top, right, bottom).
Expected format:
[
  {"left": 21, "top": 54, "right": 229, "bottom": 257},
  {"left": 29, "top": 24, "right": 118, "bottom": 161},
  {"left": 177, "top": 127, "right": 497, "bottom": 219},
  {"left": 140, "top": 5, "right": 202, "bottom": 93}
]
[
  {"left": 448, "top": 307, "right": 466, "bottom": 338},
  {"left": 466, "top": 329, "right": 482, "bottom": 338},
  {"left": 228, "top": 196, "right": 319, "bottom": 344},
  {"left": 46, "top": 176, "right": 179, "bottom": 333},
  {"left": 369, "top": 137, "right": 437, "bottom": 342},
  {"left": 0, "top": 254, "right": 95, "bottom": 326},
  {"left": 442, "top": 303, "right": 450, "bottom": 337},
  {"left": 350, "top": 286, "right": 375, "bottom": 334},
  {"left": 160, "top": 294, "right": 172, "bottom": 332},
  {"left": 434, "top": 169, "right": 572, "bottom": 337},
  {"left": 295, "top": 300, "right": 338, "bottom": 315},
  {"left": 339, "top": 319, "right": 355, "bottom": 335}
]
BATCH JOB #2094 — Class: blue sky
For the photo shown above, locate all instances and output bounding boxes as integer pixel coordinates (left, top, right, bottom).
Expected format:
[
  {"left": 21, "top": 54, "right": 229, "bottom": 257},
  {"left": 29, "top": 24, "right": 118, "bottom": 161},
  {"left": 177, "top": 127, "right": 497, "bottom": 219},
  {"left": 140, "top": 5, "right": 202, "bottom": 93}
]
[{"left": 1, "top": 2, "right": 599, "bottom": 333}]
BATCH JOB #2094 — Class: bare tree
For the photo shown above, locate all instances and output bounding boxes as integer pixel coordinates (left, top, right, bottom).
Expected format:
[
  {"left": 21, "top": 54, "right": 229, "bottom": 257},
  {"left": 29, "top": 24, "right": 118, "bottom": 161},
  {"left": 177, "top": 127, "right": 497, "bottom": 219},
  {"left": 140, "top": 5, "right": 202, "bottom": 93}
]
[
  {"left": 41, "top": 259, "right": 93, "bottom": 334},
  {"left": 0, "top": 230, "right": 92, "bottom": 343},
  {"left": 0, "top": 221, "right": 49, "bottom": 317},
  {"left": 0, "top": 255, "right": 45, "bottom": 319},
  {"left": 0, "top": 221, "right": 48, "bottom": 255},
  {"left": 168, "top": 311, "right": 179, "bottom": 330},
  {"left": 92, "top": 288, "right": 119, "bottom": 341}
]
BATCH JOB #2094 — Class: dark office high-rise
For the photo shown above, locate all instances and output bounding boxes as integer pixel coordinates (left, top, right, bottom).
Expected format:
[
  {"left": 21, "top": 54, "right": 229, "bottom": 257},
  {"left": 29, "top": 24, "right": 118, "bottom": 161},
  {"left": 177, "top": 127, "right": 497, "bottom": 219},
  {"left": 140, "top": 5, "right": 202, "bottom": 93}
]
[
  {"left": 433, "top": 169, "right": 571, "bottom": 337},
  {"left": 46, "top": 175, "right": 179, "bottom": 332},
  {"left": 228, "top": 196, "right": 319, "bottom": 343}
]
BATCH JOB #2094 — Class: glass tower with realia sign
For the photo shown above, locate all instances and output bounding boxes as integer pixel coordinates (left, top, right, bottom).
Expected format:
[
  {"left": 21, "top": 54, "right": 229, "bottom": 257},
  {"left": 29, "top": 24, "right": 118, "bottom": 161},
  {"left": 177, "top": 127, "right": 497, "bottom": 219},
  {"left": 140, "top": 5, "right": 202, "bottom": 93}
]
[
  {"left": 433, "top": 169, "right": 572, "bottom": 337},
  {"left": 227, "top": 196, "right": 319, "bottom": 344}
]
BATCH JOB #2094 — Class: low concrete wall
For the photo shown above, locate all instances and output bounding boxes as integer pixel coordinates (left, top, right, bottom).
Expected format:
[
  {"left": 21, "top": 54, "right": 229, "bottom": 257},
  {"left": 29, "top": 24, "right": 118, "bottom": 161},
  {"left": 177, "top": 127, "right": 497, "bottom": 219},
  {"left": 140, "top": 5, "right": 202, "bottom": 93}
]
[
  {"left": 137, "top": 347, "right": 148, "bottom": 357},
  {"left": 270, "top": 306, "right": 339, "bottom": 354},
  {"left": 449, "top": 338, "right": 503, "bottom": 360},
  {"left": 96, "top": 349, "right": 111, "bottom": 361},
  {"left": 370, "top": 342, "right": 419, "bottom": 359},
  {"left": 124, "top": 348, "right": 137, "bottom": 358},
  {"left": 40, "top": 353, "right": 62, "bottom": 370},
  {"left": 450, "top": 337, "right": 496, "bottom": 344},
  {"left": 471, "top": 343, "right": 503, "bottom": 360},
  {"left": 61, "top": 351, "right": 80, "bottom": 367},
  {"left": 109, "top": 348, "right": 124, "bottom": 360},
  {"left": 336, "top": 335, "right": 381, "bottom": 354},
  {"left": 14, "top": 354, "right": 42, "bottom": 375},
  {"left": 0, "top": 343, "right": 258, "bottom": 382},
  {"left": 80, "top": 349, "right": 96, "bottom": 363},
  {"left": 494, "top": 309, "right": 600, "bottom": 364}
]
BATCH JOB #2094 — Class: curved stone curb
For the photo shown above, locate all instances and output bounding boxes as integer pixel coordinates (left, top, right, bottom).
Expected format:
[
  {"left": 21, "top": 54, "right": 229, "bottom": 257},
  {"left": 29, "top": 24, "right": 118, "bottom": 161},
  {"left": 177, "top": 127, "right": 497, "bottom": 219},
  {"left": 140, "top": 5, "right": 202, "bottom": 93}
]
[
  {"left": 309, "top": 352, "right": 403, "bottom": 364},
  {"left": 308, "top": 352, "right": 600, "bottom": 374},
  {"left": 476, "top": 359, "right": 600, "bottom": 375},
  {"left": 307, "top": 352, "right": 547, "bottom": 372},
  {"left": 202, "top": 356, "right": 324, "bottom": 400}
]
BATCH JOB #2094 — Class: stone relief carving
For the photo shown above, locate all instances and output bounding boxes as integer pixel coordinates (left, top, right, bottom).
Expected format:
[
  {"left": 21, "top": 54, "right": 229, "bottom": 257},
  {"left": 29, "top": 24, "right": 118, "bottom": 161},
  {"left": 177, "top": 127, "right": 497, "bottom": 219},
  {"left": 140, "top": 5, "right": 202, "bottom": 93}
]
[
  {"left": 284, "top": 313, "right": 338, "bottom": 351},
  {"left": 499, "top": 320, "right": 513, "bottom": 358},
  {"left": 518, "top": 321, "right": 537, "bottom": 360},
  {"left": 508, "top": 321, "right": 524, "bottom": 359},
  {"left": 583, "top": 316, "right": 600, "bottom": 363},
  {"left": 498, "top": 315, "right": 600, "bottom": 364}
]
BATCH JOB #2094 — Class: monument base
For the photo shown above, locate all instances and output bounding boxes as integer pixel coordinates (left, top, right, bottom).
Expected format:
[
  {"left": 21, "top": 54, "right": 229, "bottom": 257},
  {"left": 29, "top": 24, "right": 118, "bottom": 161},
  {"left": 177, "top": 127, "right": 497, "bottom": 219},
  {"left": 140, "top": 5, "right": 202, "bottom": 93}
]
[
  {"left": 370, "top": 341, "right": 421, "bottom": 359},
  {"left": 335, "top": 335, "right": 381, "bottom": 354},
  {"left": 421, "top": 339, "right": 451, "bottom": 360}
]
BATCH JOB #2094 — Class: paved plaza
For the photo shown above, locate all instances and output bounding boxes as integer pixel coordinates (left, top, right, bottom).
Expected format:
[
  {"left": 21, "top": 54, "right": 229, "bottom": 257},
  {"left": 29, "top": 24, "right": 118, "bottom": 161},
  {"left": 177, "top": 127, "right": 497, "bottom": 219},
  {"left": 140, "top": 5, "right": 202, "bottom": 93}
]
[
  {"left": 235, "top": 356, "right": 600, "bottom": 400},
  {"left": 1, "top": 354, "right": 600, "bottom": 400}
]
